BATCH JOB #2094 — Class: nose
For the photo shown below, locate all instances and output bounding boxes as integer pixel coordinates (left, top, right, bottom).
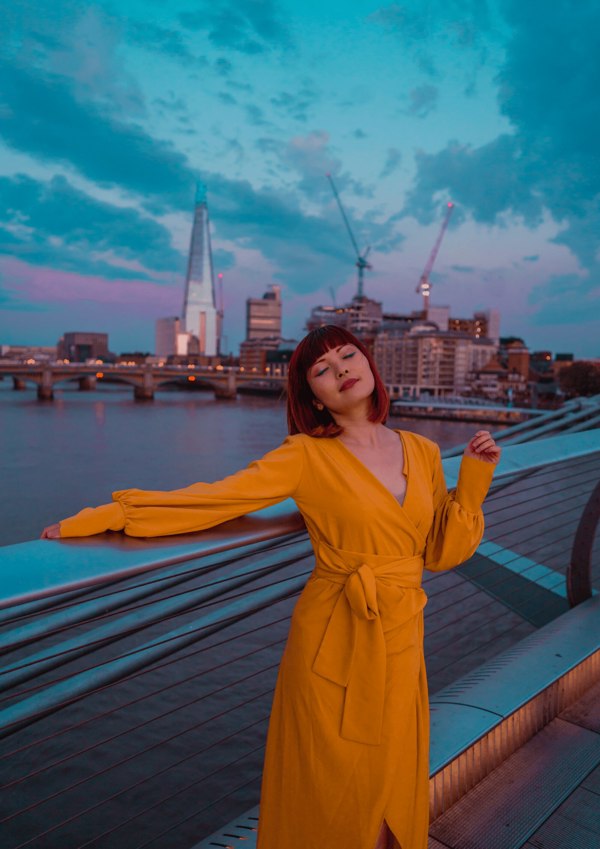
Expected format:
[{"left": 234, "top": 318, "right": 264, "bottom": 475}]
[{"left": 338, "top": 367, "right": 349, "bottom": 377}]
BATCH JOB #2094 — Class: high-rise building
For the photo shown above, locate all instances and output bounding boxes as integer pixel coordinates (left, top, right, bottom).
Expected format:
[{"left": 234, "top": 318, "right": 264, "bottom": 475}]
[
  {"left": 246, "top": 285, "right": 282, "bottom": 340},
  {"left": 182, "top": 184, "right": 218, "bottom": 356}
]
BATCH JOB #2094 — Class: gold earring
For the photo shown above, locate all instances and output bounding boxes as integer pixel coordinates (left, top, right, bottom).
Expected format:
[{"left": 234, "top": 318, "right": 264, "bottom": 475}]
[{"left": 313, "top": 400, "right": 324, "bottom": 411}]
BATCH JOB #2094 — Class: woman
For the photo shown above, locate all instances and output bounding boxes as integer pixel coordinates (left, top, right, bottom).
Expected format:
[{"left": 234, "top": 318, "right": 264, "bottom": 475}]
[{"left": 42, "top": 325, "right": 500, "bottom": 849}]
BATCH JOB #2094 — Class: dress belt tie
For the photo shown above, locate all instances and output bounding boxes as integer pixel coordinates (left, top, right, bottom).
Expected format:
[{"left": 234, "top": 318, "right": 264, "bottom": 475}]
[{"left": 311, "top": 546, "right": 424, "bottom": 746}]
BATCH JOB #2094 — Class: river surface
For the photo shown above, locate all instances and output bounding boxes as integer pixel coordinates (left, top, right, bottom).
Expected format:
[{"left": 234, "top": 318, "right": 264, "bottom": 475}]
[{"left": 0, "top": 381, "right": 484, "bottom": 548}]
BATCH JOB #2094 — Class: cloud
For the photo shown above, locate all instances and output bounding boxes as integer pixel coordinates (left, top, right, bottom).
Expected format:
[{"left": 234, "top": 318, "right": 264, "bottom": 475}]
[
  {"left": 528, "top": 265, "right": 600, "bottom": 327},
  {"left": 153, "top": 94, "right": 189, "bottom": 114},
  {"left": 245, "top": 104, "right": 271, "bottom": 127},
  {"left": 212, "top": 248, "right": 236, "bottom": 271},
  {"left": 522, "top": 255, "right": 539, "bottom": 263},
  {"left": 353, "top": 129, "right": 368, "bottom": 139},
  {"left": 451, "top": 264, "right": 475, "bottom": 273},
  {"left": 0, "top": 174, "right": 184, "bottom": 280},
  {"left": 5, "top": 4, "right": 146, "bottom": 117},
  {"left": 405, "top": 1, "right": 600, "bottom": 279},
  {"left": 0, "top": 257, "right": 180, "bottom": 318},
  {"left": 404, "top": 135, "right": 544, "bottom": 226},
  {"left": 205, "top": 171, "right": 401, "bottom": 291},
  {"left": 179, "top": 0, "right": 292, "bottom": 55},
  {"left": 370, "top": 2, "right": 494, "bottom": 43},
  {"left": 256, "top": 131, "right": 373, "bottom": 202},
  {"left": 402, "top": 84, "right": 438, "bottom": 118},
  {"left": 124, "top": 19, "right": 207, "bottom": 68},
  {"left": 380, "top": 148, "right": 402, "bottom": 178},
  {"left": 370, "top": 1, "right": 495, "bottom": 77},
  {"left": 0, "top": 58, "right": 198, "bottom": 212},
  {"left": 270, "top": 84, "right": 318, "bottom": 123},
  {"left": 218, "top": 91, "right": 237, "bottom": 105},
  {"left": 215, "top": 57, "right": 233, "bottom": 76}
]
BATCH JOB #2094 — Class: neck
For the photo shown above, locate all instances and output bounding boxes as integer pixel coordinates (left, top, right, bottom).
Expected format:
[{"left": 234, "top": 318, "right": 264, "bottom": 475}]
[{"left": 334, "top": 409, "right": 386, "bottom": 447}]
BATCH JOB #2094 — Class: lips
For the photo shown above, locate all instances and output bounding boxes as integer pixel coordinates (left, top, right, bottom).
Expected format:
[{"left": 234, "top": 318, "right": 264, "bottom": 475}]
[{"left": 340, "top": 378, "right": 359, "bottom": 392}]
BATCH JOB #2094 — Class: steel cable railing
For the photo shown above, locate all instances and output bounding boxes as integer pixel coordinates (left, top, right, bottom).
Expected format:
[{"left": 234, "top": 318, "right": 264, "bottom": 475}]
[
  {"left": 0, "top": 533, "right": 308, "bottom": 636},
  {"left": 0, "top": 553, "right": 312, "bottom": 685},
  {"left": 0, "top": 581, "right": 304, "bottom": 735},
  {"left": 0, "top": 614, "right": 291, "bottom": 762}
]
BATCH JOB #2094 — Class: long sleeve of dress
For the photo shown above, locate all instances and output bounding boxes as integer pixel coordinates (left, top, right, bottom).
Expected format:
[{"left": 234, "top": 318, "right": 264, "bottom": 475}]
[
  {"left": 424, "top": 446, "right": 495, "bottom": 572},
  {"left": 59, "top": 435, "right": 306, "bottom": 538}
]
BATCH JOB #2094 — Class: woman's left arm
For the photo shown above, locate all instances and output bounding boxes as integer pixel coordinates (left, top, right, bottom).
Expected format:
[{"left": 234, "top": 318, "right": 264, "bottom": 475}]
[{"left": 424, "top": 430, "right": 500, "bottom": 572}]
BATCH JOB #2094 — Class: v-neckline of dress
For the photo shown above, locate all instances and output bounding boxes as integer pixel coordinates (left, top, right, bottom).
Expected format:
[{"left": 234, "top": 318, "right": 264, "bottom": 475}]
[{"left": 334, "top": 428, "right": 410, "bottom": 511}]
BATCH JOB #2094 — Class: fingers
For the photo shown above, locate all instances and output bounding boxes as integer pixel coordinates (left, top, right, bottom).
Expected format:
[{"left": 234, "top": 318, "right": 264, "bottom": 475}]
[
  {"left": 40, "top": 524, "right": 61, "bottom": 539},
  {"left": 466, "top": 430, "right": 501, "bottom": 464}
]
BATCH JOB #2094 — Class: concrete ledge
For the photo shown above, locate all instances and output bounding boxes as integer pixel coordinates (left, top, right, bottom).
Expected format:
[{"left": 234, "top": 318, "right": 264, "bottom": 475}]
[{"left": 429, "top": 594, "right": 600, "bottom": 818}]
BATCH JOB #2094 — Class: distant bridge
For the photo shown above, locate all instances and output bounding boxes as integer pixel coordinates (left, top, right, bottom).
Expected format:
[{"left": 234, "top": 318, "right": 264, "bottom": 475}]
[{"left": 0, "top": 363, "right": 286, "bottom": 401}]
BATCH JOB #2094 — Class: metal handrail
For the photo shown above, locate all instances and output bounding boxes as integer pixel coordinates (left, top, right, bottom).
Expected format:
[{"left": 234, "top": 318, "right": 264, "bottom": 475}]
[
  {"left": 567, "top": 478, "right": 600, "bottom": 606},
  {"left": 2, "top": 431, "right": 599, "bottom": 611}
]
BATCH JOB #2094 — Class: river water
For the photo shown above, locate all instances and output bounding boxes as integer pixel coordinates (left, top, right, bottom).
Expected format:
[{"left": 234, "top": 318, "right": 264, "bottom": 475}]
[{"left": 0, "top": 381, "right": 482, "bottom": 548}]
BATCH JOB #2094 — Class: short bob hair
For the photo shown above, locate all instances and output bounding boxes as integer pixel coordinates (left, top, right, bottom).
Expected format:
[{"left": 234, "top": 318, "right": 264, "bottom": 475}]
[{"left": 287, "top": 325, "right": 389, "bottom": 437}]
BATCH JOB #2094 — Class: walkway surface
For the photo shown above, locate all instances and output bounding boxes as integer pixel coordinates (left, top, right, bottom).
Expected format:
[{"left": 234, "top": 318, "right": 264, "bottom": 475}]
[{"left": 193, "top": 678, "right": 600, "bottom": 849}]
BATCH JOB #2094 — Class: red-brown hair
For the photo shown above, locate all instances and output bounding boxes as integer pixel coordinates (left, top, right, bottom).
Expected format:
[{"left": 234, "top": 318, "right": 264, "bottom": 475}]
[{"left": 287, "top": 325, "right": 389, "bottom": 437}]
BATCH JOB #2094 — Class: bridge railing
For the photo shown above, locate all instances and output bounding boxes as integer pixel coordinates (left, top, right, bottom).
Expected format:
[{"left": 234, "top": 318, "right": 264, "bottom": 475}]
[{"left": 0, "top": 432, "right": 598, "bottom": 848}]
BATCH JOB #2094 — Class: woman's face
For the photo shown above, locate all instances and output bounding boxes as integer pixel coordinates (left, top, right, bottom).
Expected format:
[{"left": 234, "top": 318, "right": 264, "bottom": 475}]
[{"left": 306, "top": 342, "right": 375, "bottom": 417}]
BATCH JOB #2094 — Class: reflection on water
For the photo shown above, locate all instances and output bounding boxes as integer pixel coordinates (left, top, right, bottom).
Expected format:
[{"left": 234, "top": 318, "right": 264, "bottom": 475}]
[{"left": 0, "top": 382, "right": 488, "bottom": 547}]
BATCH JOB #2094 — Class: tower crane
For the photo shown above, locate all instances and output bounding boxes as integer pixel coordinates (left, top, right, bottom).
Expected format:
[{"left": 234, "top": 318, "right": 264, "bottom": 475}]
[
  {"left": 416, "top": 201, "right": 454, "bottom": 315},
  {"left": 326, "top": 173, "right": 372, "bottom": 299}
]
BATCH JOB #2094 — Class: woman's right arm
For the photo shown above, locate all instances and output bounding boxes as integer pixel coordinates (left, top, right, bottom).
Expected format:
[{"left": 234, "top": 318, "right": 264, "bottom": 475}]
[{"left": 43, "top": 435, "right": 306, "bottom": 539}]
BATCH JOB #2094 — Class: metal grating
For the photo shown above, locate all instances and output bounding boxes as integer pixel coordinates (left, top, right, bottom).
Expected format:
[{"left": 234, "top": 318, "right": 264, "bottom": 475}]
[
  {"left": 191, "top": 806, "right": 259, "bottom": 848},
  {"left": 429, "top": 718, "right": 600, "bottom": 849}
]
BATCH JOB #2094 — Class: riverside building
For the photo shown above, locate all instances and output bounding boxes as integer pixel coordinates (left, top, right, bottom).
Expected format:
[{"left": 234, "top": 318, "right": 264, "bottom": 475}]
[{"left": 374, "top": 325, "right": 497, "bottom": 399}]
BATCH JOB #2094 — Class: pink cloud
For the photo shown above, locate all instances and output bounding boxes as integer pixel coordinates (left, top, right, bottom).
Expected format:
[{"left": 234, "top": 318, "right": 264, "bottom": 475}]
[{"left": 1, "top": 256, "right": 179, "bottom": 311}]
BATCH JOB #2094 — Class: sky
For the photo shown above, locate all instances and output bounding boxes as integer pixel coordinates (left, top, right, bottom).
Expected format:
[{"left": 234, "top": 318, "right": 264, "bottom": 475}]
[{"left": 1, "top": 0, "right": 599, "bottom": 357}]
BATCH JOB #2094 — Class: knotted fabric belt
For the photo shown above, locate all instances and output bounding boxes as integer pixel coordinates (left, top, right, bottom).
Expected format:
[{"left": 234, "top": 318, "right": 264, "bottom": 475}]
[{"left": 311, "top": 540, "right": 425, "bottom": 746}]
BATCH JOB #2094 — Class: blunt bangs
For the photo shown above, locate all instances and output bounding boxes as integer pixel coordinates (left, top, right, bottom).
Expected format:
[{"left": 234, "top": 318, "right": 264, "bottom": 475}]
[{"left": 286, "top": 325, "right": 389, "bottom": 437}]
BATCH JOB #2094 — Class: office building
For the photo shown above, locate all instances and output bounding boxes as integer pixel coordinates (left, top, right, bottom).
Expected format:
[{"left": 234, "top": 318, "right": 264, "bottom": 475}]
[
  {"left": 374, "top": 327, "right": 496, "bottom": 398},
  {"left": 57, "top": 332, "right": 110, "bottom": 362},
  {"left": 246, "top": 285, "right": 282, "bottom": 340}
]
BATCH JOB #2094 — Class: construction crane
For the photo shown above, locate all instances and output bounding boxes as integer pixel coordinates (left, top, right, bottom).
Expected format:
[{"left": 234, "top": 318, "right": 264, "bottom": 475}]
[
  {"left": 326, "top": 173, "right": 371, "bottom": 299},
  {"left": 217, "top": 272, "right": 224, "bottom": 355},
  {"left": 416, "top": 201, "right": 454, "bottom": 314}
]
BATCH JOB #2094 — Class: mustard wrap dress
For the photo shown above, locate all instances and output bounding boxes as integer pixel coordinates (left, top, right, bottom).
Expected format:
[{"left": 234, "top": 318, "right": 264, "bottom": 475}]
[{"left": 60, "top": 429, "right": 495, "bottom": 849}]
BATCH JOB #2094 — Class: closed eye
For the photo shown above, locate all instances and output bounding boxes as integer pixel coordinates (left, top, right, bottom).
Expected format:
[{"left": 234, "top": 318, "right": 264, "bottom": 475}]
[{"left": 342, "top": 352, "right": 355, "bottom": 360}]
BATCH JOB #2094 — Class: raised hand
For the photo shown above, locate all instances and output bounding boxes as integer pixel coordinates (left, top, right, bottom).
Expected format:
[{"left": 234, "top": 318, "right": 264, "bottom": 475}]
[{"left": 464, "top": 430, "right": 501, "bottom": 464}]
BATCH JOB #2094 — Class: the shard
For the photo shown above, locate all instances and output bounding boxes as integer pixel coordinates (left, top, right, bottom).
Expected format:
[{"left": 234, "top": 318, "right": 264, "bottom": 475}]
[{"left": 182, "top": 183, "right": 218, "bottom": 355}]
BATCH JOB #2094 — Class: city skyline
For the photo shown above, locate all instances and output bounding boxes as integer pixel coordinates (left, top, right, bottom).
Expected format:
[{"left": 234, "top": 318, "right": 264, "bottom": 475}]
[{"left": 1, "top": 1, "right": 599, "bottom": 357}]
